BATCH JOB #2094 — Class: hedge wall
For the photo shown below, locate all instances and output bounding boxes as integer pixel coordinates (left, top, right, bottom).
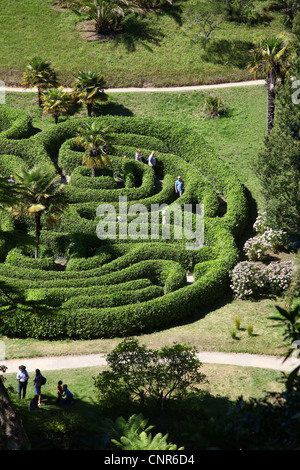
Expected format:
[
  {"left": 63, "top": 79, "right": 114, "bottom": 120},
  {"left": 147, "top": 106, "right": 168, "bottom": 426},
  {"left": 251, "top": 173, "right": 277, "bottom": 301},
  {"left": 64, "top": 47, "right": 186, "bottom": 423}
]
[{"left": 0, "top": 110, "right": 248, "bottom": 339}]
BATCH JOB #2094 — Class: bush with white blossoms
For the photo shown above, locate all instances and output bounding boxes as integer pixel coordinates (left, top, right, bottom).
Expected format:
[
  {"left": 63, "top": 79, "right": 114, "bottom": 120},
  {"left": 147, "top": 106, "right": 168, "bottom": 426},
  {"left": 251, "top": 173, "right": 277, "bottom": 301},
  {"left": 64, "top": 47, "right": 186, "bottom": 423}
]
[
  {"left": 230, "top": 261, "right": 293, "bottom": 299},
  {"left": 244, "top": 212, "right": 286, "bottom": 261}
]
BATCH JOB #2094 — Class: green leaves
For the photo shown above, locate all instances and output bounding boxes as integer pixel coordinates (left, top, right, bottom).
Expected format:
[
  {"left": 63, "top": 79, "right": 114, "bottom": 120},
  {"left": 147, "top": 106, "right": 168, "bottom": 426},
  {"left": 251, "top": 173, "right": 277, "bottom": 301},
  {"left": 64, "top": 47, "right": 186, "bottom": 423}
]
[{"left": 100, "top": 413, "right": 183, "bottom": 450}]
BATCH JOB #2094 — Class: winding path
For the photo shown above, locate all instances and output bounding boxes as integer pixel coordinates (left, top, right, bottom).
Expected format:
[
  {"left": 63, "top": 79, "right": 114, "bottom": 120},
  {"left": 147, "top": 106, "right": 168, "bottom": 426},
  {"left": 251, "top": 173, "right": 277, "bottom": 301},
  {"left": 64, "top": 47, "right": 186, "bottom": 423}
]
[
  {"left": 2, "top": 351, "right": 300, "bottom": 374},
  {"left": 0, "top": 79, "right": 265, "bottom": 95}
]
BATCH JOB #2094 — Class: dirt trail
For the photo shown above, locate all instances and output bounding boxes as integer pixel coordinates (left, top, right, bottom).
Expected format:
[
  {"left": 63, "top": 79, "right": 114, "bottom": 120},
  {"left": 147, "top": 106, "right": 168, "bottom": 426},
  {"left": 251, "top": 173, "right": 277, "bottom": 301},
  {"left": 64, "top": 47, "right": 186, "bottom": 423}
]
[
  {"left": 0, "top": 80, "right": 265, "bottom": 94},
  {"left": 2, "top": 350, "right": 300, "bottom": 374}
]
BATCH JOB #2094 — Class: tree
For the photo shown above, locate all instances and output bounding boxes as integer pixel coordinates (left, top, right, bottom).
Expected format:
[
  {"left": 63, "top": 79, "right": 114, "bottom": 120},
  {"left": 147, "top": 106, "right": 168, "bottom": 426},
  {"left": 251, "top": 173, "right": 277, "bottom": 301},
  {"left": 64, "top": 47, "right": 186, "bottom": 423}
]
[
  {"left": 70, "top": 0, "right": 142, "bottom": 34},
  {"left": 253, "top": 70, "right": 300, "bottom": 233},
  {"left": 94, "top": 338, "right": 206, "bottom": 410},
  {"left": 22, "top": 57, "right": 58, "bottom": 108},
  {"left": 184, "top": 0, "right": 225, "bottom": 51},
  {"left": 72, "top": 70, "right": 108, "bottom": 117},
  {"left": 41, "top": 87, "right": 76, "bottom": 124},
  {"left": 10, "top": 167, "right": 68, "bottom": 259},
  {"left": 75, "top": 120, "right": 112, "bottom": 177},
  {"left": 247, "top": 35, "right": 293, "bottom": 134}
]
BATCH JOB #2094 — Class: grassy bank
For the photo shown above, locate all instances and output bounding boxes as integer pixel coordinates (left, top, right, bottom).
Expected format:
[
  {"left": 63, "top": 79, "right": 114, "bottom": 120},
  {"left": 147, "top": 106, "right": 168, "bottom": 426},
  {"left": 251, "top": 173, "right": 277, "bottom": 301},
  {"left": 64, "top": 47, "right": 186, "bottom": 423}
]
[{"left": 0, "top": 0, "right": 289, "bottom": 87}]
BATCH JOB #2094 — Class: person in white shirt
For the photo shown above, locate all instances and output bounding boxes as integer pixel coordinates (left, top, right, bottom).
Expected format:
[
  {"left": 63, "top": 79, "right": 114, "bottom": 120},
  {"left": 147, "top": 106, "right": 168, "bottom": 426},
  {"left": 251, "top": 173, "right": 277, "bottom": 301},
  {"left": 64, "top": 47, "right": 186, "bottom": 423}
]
[{"left": 16, "top": 365, "right": 29, "bottom": 399}]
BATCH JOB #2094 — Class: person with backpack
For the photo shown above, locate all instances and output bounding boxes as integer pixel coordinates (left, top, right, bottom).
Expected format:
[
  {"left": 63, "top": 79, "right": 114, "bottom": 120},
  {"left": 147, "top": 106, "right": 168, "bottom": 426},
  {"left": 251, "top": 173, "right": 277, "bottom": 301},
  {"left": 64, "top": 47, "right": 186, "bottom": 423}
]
[
  {"left": 16, "top": 365, "right": 29, "bottom": 399},
  {"left": 33, "top": 369, "right": 46, "bottom": 406}
]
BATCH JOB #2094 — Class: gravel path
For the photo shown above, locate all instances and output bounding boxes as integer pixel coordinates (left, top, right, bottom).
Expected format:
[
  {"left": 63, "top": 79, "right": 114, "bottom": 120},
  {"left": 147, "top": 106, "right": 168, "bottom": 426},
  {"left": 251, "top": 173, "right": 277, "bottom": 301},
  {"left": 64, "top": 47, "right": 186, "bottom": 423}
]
[
  {"left": 2, "top": 351, "right": 300, "bottom": 374},
  {"left": 0, "top": 79, "right": 265, "bottom": 94}
]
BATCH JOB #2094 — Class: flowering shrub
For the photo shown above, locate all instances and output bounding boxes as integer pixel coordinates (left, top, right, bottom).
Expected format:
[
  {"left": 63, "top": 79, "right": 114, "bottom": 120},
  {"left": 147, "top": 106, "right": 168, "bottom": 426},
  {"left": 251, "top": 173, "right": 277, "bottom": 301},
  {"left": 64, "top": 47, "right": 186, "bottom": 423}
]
[
  {"left": 230, "top": 261, "right": 293, "bottom": 299},
  {"left": 244, "top": 212, "right": 286, "bottom": 260}
]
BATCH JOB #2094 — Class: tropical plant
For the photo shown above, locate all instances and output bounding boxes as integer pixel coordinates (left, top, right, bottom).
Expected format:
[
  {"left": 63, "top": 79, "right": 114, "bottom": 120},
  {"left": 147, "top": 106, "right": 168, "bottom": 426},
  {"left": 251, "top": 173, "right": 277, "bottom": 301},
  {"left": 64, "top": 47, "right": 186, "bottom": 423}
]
[
  {"left": 70, "top": 0, "right": 142, "bottom": 34},
  {"left": 42, "top": 87, "right": 76, "bottom": 124},
  {"left": 72, "top": 70, "right": 108, "bottom": 117},
  {"left": 22, "top": 57, "right": 58, "bottom": 107},
  {"left": 100, "top": 413, "right": 183, "bottom": 450},
  {"left": 203, "top": 94, "right": 227, "bottom": 118},
  {"left": 10, "top": 167, "right": 68, "bottom": 258},
  {"left": 75, "top": 120, "right": 112, "bottom": 176},
  {"left": 247, "top": 35, "right": 293, "bottom": 134},
  {"left": 0, "top": 177, "right": 22, "bottom": 208}
]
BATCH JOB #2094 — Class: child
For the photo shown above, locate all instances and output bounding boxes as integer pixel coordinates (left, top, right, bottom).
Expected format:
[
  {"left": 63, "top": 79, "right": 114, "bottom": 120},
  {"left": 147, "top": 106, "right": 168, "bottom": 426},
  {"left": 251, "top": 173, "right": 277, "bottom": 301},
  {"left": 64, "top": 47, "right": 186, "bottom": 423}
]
[
  {"left": 56, "top": 380, "right": 63, "bottom": 405},
  {"left": 62, "top": 384, "right": 74, "bottom": 405},
  {"left": 29, "top": 395, "right": 39, "bottom": 411}
]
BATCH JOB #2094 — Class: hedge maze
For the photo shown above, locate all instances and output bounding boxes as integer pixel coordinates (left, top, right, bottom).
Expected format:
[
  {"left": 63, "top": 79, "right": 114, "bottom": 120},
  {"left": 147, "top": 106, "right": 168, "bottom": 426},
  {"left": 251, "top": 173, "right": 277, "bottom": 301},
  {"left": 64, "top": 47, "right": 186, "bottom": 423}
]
[{"left": 0, "top": 105, "right": 248, "bottom": 339}]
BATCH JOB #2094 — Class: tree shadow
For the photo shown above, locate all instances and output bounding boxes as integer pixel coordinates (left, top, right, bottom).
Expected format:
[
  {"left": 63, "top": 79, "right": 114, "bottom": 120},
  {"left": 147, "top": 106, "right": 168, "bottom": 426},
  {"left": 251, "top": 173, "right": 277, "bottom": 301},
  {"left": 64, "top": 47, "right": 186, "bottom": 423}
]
[
  {"left": 93, "top": 101, "right": 134, "bottom": 117},
  {"left": 202, "top": 39, "right": 254, "bottom": 69},
  {"left": 113, "top": 13, "right": 164, "bottom": 52}
]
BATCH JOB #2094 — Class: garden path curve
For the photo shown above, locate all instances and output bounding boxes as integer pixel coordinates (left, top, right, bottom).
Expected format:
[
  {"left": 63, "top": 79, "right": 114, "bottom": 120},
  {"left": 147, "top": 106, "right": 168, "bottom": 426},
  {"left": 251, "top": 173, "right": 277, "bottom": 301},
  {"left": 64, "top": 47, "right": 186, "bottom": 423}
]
[
  {"left": 3, "top": 351, "right": 300, "bottom": 374},
  {"left": 0, "top": 80, "right": 265, "bottom": 94}
]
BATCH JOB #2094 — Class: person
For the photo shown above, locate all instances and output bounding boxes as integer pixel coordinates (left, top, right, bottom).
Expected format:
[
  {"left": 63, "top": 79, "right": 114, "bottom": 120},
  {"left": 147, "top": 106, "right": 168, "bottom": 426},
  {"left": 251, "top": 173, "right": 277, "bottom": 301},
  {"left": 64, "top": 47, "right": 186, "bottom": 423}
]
[
  {"left": 8, "top": 174, "right": 15, "bottom": 184},
  {"left": 175, "top": 176, "right": 184, "bottom": 197},
  {"left": 101, "top": 142, "right": 108, "bottom": 155},
  {"left": 147, "top": 151, "right": 156, "bottom": 167},
  {"left": 56, "top": 380, "right": 63, "bottom": 405},
  {"left": 29, "top": 395, "right": 40, "bottom": 411},
  {"left": 135, "top": 149, "right": 143, "bottom": 162},
  {"left": 16, "top": 365, "right": 29, "bottom": 399},
  {"left": 62, "top": 384, "right": 74, "bottom": 405},
  {"left": 33, "top": 369, "right": 43, "bottom": 406}
]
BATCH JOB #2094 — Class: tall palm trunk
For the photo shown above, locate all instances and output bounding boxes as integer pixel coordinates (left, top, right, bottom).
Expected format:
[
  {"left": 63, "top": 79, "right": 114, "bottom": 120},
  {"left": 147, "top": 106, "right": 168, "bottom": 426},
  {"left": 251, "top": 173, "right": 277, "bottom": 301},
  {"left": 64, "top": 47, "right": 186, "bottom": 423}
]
[
  {"left": 37, "top": 86, "right": 43, "bottom": 108},
  {"left": 34, "top": 213, "right": 42, "bottom": 259},
  {"left": 266, "top": 71, "right": 276, "bottom": 135},
  {"left": 87, "top": 102, "right": 93, "bottom": 117}
]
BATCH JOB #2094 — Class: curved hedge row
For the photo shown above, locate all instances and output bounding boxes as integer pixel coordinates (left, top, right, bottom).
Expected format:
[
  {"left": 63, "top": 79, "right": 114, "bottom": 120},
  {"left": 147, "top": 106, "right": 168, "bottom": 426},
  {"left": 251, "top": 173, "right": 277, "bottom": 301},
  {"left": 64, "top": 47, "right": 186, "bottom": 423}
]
[{"left": 0, "top": 110, "right": 248, "bottom": 339}]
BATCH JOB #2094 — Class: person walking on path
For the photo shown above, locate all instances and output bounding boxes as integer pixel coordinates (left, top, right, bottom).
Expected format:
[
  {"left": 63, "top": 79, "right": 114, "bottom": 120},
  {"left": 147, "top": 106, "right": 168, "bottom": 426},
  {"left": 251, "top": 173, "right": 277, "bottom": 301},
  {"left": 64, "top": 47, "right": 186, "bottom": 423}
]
[
  {"left": 16, "top": 365, "right": 29, "bottom": 399},
  {"left": 175, "top": 176, "right": 184, "bottom": 197},
  {"left": 135, "top": 149, "right": 143, "bottom": 162},
  {"left": 147, "top": 151, "right": 156, "bottom": 167},
  {"left": 33, "top": 369, "right": 43, "bottom": 406}
]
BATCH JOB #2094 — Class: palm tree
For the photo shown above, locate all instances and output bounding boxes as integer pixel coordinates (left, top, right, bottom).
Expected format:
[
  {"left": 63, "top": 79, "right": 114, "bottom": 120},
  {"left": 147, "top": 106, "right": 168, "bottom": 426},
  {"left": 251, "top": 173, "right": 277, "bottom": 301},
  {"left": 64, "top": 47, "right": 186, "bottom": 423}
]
[
  {"left": 72, "top": 70, "right": 108, "bottom": 117},
  {"left": 70, "top": 0, "right": 141, "bottom": 34},
  {"left": 42, "top": 87, "right": 76, "bottom": 124},
  {"left": 11, "top": 167, "right": 68, "bottom": 259},
  {"left": 247, "top": 35, "right": 293, "bottom": 134},
  {"left": 22, "top": 57, "right": 59, "bottom": 108},
  {"left": 75, "top": 120, "right": 112, "bottom": 177},
  {"left": 0, "top": 177, "right": 22, "bottom": 209}
]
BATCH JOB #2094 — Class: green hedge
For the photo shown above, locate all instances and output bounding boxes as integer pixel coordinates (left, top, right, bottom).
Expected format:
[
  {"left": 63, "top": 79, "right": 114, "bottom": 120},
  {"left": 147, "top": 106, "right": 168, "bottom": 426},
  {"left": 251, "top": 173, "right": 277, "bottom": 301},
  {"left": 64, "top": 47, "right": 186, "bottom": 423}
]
[{"left": 0, "top": 112, "right": 248, "bottom": 339}]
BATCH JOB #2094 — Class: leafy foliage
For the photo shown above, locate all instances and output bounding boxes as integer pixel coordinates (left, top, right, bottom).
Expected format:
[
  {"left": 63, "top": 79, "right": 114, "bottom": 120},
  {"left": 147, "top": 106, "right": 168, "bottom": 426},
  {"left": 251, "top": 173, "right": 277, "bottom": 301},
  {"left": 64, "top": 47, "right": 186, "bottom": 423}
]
[
  {"left": 100, "top": 413, "right": 183, "bottom": 450},
  {"left": 94, "top": 338, "right": 206, "bottom": 410}
]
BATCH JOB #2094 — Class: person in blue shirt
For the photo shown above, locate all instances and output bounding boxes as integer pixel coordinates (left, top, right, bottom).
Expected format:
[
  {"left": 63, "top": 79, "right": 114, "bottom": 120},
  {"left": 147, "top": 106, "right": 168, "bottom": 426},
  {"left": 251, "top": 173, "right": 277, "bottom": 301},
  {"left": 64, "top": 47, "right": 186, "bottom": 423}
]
[
  {"left": 175, "top": 176, "right": 184, "bottom": 197},
  {"left": 62, "top": 384, "right": 74, "bottom": 404}
]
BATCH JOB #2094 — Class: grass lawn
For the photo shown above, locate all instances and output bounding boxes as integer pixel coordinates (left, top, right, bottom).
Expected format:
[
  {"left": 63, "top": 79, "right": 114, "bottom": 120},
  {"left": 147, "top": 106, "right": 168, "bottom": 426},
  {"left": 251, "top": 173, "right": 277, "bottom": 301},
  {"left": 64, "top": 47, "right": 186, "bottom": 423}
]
[
  {"left": 0, "top": 0, "right": 292, "bottom": 88},
  {"left": 3, "top": 363, "right": 286, "bottom": 449},
  {"left": 5, "top": 84, "right": 267, "bottom": 208}
]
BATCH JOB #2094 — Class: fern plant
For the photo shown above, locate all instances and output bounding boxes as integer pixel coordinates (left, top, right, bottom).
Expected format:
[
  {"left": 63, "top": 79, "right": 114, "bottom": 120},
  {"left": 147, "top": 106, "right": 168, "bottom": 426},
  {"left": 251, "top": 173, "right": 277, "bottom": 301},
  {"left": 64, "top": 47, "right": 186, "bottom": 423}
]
[{"left": 100, "top": 413, "right": 184, "bottom": 450}]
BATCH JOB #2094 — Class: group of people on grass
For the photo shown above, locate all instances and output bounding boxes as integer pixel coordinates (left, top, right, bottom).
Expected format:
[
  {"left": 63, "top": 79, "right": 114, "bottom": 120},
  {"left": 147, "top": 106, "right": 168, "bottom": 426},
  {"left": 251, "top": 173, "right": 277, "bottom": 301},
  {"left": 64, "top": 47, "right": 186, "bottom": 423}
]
[{"left": 16, "top": 365, "right": 74, "bottom": 410}]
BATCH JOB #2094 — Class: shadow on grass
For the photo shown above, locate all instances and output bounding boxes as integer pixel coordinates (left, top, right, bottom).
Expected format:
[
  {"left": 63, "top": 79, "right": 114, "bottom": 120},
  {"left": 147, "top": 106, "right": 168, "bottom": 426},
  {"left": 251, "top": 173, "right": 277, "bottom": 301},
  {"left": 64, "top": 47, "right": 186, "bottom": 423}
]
[
  {"left": 113, "top": 13, "right": 164, "bottom": 52},
  {"left": 202, "top": 39, "right": 254, "bottom": 69},
  {"left": 93, "top": 100, "right": 134, "bottom": 117}
]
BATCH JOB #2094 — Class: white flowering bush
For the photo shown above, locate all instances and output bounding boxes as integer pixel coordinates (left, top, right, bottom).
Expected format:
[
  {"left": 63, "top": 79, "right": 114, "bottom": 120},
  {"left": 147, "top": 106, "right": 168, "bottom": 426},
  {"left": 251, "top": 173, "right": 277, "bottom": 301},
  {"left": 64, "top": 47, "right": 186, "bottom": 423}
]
[
  {"left": 244, "top": 212, "right": 286, "bottom": 260},
  {"left": 266, "top": 261, "right": 294, "bottom": 294},
  {"left": 230, "top": 261, "right": 293, "bottom": 299}
]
